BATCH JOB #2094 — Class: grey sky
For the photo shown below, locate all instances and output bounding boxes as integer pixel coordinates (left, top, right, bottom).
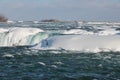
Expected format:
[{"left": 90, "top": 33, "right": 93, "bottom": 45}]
[{"left": 0, "top": 0, "right": 120, "bottom": 21}]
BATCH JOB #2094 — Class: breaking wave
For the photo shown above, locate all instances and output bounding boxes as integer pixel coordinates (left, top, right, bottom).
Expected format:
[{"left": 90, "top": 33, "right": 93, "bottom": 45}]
[{"left": 0, "top": 27, "right": 49, "bottom": 46}]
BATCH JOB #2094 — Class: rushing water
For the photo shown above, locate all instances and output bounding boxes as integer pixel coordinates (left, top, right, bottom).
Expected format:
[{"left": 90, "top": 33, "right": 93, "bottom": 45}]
[{"left": 0, "top": 21, "right": 120, "bottom": 80}]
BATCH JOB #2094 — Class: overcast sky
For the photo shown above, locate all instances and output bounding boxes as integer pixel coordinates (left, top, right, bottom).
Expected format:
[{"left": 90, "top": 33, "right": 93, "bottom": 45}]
[{"left": 0, "top": 0, "right": 120, "bottom": 21}]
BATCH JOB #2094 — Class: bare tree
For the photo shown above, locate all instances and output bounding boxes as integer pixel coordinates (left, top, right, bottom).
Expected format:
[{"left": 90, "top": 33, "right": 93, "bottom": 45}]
[{"left": 0, "top": 14, "right": 8, "bottom": 22}]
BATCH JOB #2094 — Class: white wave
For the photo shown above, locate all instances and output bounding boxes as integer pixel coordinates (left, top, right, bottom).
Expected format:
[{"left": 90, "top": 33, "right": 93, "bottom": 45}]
[
  {"left": 0, "top": 28, "right": 8, "bottom": 33},
  {"left": 62, "top": 28, "right": 120, "bottom": 36},
  {"left": 77, "top": 21, "right": 120, "bottom": 36},
  {"left": 78, "top": 21, "right": 120, "bottom": 26},
  {"left": 2, "top": 54, "right": 14, "bottom": 58},
  {"left": 34, "top": 35, "right": 120, "bottom": 52},
  {"left": 34, "top": 21, "right": 39, "bottom": 23},
  {"left": 63, "top": 29, "right": 94, "bottom": 35},
  {"left": 98, "top": 29, "right": 120, "bottom": 35},
  {"left": 0, "top": 27, "right": 49, "bottom": 46},
  {"left": 7, "top": 20, "right": 16, "bottom": 23},
  {"left": 18, "top": 21, "right": 24, "bottom": 23},
  {"left": 37, "top": 62, "right": 46, "bottom": 66}
]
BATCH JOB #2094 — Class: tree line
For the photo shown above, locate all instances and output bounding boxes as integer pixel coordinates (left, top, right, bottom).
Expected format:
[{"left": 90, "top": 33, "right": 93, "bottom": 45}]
[{"left": 0, "top": 14, "right": 8, "bottom": 22}]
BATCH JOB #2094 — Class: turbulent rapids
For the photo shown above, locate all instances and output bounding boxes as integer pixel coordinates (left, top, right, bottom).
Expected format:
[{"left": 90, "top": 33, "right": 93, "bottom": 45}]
[
  {"left": 0, "top": 21, "right": 120, "bottom": 80},
  {"left": 1, "top": 21, "right": 120, "bottom": 52},
  {"left": 0, "top": 27, "right": 49, "bottom": 46}
]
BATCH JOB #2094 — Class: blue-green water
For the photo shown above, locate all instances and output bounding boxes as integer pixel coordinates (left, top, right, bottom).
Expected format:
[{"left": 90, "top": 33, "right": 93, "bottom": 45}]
[
  {"left": 0, "top": 21, "right": 120, "bottom": 80},
  {"left": 0, "top": 47, "right": 120, "bottom": 80}
]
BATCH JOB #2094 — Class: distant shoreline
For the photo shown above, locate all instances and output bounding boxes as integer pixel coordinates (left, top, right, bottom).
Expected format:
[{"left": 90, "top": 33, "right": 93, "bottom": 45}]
[{"left": 5, "top": 20, "right": 120, "bottom": 25}]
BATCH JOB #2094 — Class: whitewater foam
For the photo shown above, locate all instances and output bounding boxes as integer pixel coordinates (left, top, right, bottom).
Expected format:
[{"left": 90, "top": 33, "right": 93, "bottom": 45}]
[
  {"left": 0, "top": 28, "right": 8, "bottom": 33},
  {"left": 98, "top": 29, "right": 120, "bottom": 35},
  {"left": 63, "top": 29, "right": 94, "bottom": 35},
  {"left": 0, "top": 27, "right": 48, "bottom": 46},
  {"left": 36, "top": 35, "right": 120, "bottom": 52},
  {"left": 0, "top": 21, "right": 120, "bottom": 53}
]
